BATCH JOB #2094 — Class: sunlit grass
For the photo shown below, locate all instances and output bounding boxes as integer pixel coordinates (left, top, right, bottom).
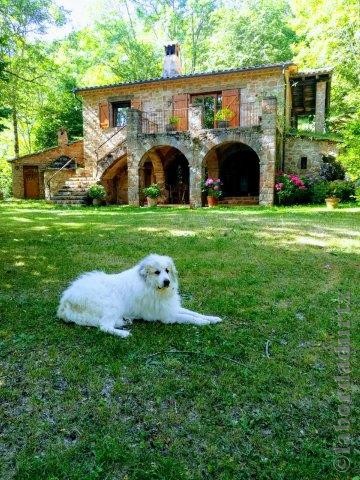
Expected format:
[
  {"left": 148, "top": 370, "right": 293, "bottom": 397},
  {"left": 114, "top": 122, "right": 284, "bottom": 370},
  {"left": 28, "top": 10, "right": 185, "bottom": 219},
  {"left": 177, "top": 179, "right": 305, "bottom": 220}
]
[{"left": 0, "top": 200, "right": 359, "bottom": 480}]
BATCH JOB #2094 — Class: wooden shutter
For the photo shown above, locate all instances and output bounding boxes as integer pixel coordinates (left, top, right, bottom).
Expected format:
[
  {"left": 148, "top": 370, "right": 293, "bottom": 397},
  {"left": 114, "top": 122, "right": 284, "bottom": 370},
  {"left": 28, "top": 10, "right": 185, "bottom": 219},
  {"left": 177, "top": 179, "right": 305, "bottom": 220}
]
[
  {"left": 99, "top": 102, "right": 110, "bottom": 129},
  {"left": 173, "top": 94, "right": 189, "bottom": 131},
  {"left": 131, "top": 99, "right": 142, "bottom": 110},
  {"left": 222, "top": 89, "right": 240, "bottom": 127}
]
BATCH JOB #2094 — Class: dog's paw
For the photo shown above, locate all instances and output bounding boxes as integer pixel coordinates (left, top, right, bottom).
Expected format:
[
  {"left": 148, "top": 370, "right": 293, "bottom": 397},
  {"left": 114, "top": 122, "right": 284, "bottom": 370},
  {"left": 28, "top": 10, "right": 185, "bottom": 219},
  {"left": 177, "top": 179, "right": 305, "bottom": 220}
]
[
  {"left": 114, "top": 329, "right": 131, "bottom": 338},
  {"left": 207, "top": 316, "right": 222, "bottom": 324}
]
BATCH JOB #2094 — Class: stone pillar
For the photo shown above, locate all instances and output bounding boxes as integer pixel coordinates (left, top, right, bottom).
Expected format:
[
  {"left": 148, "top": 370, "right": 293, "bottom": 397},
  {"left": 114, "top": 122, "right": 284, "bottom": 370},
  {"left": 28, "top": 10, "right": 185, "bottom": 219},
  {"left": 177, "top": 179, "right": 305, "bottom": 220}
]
[
  {"left": 259, "top": 97, "right": 277, "bottom": 206},
  {"left": 189, "top": 146, "right": 202, "bottom": 208},
  {"left": 126, "top": 109, "right": 143, "bottom": 206},
  {"left": 188, "top": 105, "right": 203, "bottom": 132},
  {"left": 127, "top": 151, "right": 140, "bottom": 206},
  {"left": 127, "top": 108, "right": 142, "bottom": 136},
  {"left": 315, "top": 81, "right": 327, "bottom": 133}
]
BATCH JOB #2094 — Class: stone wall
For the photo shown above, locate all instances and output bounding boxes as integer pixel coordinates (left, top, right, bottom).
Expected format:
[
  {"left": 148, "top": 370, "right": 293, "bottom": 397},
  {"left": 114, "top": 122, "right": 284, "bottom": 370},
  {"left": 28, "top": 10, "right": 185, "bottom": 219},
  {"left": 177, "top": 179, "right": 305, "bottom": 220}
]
[
  {"left": 284, "top": 136, "right": 339, "bottom": 175},
  {"left": 80, "top": 67, "right": 287, "bottom": 175},
  {"left": 10, "top": 141, "right": 84, "bottom": 198}
]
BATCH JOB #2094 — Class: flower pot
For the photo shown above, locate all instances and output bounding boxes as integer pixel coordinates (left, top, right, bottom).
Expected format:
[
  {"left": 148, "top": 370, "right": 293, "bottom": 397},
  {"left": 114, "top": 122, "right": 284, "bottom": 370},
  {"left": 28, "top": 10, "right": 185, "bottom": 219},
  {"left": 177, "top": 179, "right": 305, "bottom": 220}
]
[
  {"left": 325, "top": 197, "right": 340, "bottom": 209},
  {"left": 217, "top": 120, "right": 229, "bottom": 128},
  {"left": 92, "top": 198, "right": 102, "bottom": 206},
  {"left": 207, "top": 196, "right": 218, "bottom": 207},
  {"left": 147, "top": 196, "right": 158, "bottom": 207},
  {"left": 166, "top": 124, "right": 177, "bottom": 132}
]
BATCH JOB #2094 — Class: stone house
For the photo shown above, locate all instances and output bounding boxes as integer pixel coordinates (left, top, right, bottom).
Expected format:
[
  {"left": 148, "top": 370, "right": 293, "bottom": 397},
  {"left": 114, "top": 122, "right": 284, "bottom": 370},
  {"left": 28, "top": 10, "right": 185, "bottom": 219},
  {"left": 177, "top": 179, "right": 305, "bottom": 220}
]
[{"left": 9, "top": 44, "right": 338, "bottom": 206}]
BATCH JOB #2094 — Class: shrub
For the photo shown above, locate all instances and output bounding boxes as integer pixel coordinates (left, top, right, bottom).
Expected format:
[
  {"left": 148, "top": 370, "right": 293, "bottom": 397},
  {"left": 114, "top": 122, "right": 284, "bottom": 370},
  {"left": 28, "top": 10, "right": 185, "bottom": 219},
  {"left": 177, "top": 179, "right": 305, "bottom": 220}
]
[
  {"left": 274, "top": 173, "right": 309, "bottom": 205},
  {"left": 310, "top": 181, "right": 329, "bottom": 204},
  {"left": 143, "top": 184, "right": 161, "bottom": 198},
  {"left": 87, "top": 184, "right": 106, "bottom": 199},
  {"left": 0, "top": 158, "right": 12, "bottom": 199},
  {"left": 319, "top": 157, "right": 345, "bottom": 181},
  {"left": 327, "top": 180, "right": 355, "bottom": 201}
]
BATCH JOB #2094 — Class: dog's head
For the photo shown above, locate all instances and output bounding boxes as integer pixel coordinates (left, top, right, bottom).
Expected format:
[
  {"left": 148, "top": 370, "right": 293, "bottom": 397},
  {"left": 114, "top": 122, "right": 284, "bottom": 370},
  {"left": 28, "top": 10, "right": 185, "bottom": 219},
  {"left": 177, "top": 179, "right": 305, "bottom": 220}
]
[{"left": 138, "top": 254, "right": 178, "bottom": 293}]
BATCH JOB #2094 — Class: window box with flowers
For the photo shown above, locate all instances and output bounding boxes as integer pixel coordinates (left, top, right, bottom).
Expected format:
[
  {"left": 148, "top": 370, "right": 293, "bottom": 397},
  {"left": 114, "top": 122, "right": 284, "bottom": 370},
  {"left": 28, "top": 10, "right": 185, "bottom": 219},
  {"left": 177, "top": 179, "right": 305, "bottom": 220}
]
[{"left": 202, "top": 178, "right": 222, "bottom": 207}]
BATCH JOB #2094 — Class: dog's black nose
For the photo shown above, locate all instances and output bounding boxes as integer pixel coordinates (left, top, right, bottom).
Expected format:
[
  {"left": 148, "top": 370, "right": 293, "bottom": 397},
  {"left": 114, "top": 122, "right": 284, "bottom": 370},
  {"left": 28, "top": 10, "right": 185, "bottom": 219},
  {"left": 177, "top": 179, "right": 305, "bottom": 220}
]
[{"left": 163, "top": 279, "right": 170, "bottom": 287}]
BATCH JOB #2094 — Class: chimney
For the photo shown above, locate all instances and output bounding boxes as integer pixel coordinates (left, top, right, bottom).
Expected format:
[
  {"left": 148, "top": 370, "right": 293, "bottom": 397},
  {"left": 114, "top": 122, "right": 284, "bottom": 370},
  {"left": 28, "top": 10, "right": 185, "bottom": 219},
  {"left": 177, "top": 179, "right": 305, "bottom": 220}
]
[
  {"left": 162, "top": 43, "right": 182, "bottom": 78},
  {"left": 58, "top": 127, "right": 68, "bottom": 147}
]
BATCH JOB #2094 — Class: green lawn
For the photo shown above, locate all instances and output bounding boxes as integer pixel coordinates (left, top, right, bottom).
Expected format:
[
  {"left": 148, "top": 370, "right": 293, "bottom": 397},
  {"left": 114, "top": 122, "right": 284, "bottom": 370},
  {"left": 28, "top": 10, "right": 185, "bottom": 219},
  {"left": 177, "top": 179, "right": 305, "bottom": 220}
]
[{"left": 0, "top": 201, "right": 359, "bottom": 480}]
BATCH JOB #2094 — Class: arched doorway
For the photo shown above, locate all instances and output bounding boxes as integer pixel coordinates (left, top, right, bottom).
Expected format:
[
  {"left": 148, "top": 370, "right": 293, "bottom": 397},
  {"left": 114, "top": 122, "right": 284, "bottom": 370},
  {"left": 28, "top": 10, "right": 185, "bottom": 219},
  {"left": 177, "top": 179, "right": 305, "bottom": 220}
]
[
  {"left": 139, "top": 146, "right": 189, "bottom": 204},
  {"left": 203, "top": 142, "right": 260, "bottom": 203},
  {"left": 100, "top": 155, "right": 128, "bottom": 204}
]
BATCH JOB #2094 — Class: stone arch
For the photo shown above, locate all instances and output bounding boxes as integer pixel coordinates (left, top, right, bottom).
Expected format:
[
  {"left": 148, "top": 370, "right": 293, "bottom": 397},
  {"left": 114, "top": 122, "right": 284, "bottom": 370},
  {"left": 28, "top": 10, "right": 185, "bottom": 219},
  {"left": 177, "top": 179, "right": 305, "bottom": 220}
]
[
  {"left": 132, "top": 136, "right": 193, "bottom": 169},
  {"left": 138, "top": 144, "right": 190, "bottom": 204},
  {"left": 202, "top": 140, "right": 261, "bottom": 204},
  {"left": 198, "top": 131, "right": 263, "bottom": 161},
  {"left": 96, "top": 144, "right": 127, "bottom": 180},
  {"left": 100, "top": 154, "right": 128, "bottom": 204}
]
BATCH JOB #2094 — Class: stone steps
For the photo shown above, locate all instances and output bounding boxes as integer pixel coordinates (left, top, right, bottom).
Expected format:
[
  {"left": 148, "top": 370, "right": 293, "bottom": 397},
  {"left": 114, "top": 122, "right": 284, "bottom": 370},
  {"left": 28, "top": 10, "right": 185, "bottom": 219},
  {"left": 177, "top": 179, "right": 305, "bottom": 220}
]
[
  {"left": 219, "top": 196, "right": 259, "bottom": 205},
  {"left": 52, "top": 173, "right": 94, "bottom": 205}
]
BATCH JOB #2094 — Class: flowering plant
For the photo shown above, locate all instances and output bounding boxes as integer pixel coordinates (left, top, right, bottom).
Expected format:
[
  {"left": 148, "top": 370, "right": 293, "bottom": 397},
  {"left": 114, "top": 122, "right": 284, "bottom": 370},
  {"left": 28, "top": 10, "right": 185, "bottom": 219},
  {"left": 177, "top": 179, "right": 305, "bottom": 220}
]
[
  {"left": 202, "top": 178, "right": 222, "bottom": 198},
  {"left": 274, "top": 172, "right": 308, "bottom": 205}
]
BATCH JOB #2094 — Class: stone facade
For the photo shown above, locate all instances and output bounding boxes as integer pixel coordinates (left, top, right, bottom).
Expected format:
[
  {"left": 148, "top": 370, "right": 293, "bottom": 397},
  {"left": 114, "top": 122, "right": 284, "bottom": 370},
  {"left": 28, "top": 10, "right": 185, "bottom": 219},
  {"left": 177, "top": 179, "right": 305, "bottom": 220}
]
[
  {"left": 10, "top": 140, "right": 84, "bottom": 199},
  {"left": 9, "top": 61, "right": 337, "bottom": 206},
  {"left": 284, "top": 136, "right": 339, "bottom": 176}
]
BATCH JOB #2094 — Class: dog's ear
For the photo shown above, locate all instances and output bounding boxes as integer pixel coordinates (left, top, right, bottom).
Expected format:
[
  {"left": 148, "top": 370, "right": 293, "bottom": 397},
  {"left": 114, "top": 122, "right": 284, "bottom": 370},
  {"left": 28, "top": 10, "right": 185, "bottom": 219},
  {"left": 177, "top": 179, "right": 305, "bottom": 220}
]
[
  {"left": 168, "top": 258, "right": 178, "bottom": 284},
  {"left": 138, "top": 262, "right": 148, "bottom": 279}
]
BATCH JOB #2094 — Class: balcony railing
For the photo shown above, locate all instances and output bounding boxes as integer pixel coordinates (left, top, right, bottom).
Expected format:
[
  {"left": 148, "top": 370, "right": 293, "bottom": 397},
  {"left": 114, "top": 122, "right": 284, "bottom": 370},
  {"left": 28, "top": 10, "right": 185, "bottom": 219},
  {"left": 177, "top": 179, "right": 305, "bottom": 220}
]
[{"left": 140, "top": 102, "right": 262, "bottom": 134}]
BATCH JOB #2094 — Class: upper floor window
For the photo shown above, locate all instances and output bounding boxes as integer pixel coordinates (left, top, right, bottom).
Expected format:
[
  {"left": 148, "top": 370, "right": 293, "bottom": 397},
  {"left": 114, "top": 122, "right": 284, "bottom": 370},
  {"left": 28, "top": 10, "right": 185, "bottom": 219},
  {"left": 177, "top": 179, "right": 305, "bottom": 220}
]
[
  {"left": 112, "top": 101, "right": 131, "bottom": 127},
  {"left": 191, "top": 93, "right": 222, "bottom": 129}
]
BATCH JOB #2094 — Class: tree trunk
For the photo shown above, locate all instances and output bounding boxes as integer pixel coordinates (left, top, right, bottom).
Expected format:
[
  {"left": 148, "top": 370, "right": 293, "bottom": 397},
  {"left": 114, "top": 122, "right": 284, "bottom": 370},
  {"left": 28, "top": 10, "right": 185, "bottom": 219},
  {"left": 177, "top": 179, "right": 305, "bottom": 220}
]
[{"left": 12, "top": 103, "right": 19, "bottom": 158}]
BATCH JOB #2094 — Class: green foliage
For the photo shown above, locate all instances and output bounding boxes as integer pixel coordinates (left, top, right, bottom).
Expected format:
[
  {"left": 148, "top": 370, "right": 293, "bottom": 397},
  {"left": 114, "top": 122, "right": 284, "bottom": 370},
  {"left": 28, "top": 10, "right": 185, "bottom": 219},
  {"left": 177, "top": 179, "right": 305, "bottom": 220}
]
[
  {"left": 143, "top": 183, "right": 161, "bottom": 198},
  {"left": 0, "top": 157, "right": 12, "bottom": 197},
  {"left": 275, "top": 173, "right": 309, "bottom": 205},
  {"left": 214, "top": 107, "right": 233, "bottom": 121},
  {"left": 338, "top": 112, "right": 360, "bottom": 179},
  {"left": 310, "top": 180, "right": 329, "bottom": 204},
  {"left": 87, "top": 184, "right": 106, "bottom": 199},
  {"left": 168, "top": 115, "right": 180, "bottom": 125},
  {"left": 326, "top": 180, "right": 355, "bottom": 201},
  {"left": 33, "top": 76, "right": 83, "bottom": 150}
]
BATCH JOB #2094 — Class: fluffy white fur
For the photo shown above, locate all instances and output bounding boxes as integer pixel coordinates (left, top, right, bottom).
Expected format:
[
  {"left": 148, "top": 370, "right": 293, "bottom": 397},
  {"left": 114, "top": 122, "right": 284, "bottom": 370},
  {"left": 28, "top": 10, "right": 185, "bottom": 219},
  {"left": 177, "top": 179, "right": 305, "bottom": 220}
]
[{"left": 57, "top": 254, "right": 222, "bottom": 338}]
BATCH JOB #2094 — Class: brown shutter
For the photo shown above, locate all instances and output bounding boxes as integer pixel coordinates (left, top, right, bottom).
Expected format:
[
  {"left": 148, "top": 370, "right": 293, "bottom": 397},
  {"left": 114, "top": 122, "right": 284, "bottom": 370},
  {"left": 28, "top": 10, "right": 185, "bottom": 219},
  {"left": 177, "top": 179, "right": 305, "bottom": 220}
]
[
  {"left": 173, "top": 94, "right": 189, "bottom": 131},
  {"left": 222, "top": 89, "right": 240, "bottom": 127},
  {"left": 99, "top": 102, "right": 110, "bottom": 129},
  {"left": 131, "top": 99, "right": 142, "bottom": 110}
]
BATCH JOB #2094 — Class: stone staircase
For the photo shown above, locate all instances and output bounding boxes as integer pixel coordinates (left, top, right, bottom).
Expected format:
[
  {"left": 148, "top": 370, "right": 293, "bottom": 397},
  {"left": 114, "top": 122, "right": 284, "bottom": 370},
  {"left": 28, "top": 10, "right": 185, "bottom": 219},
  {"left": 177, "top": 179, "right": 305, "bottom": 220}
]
[
  {"left": 52, "top": 172, "right": 94, "bottom": 205},
  {"left": 219, "top": 196, "right": 259, "bottom": 205}
]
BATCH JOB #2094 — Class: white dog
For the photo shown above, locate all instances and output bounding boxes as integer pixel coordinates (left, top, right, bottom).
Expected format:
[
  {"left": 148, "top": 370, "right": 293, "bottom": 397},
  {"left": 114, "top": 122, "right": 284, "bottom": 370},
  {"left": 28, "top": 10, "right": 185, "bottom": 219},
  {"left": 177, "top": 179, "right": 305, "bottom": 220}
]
[{"left": 57, "top": 254, "right": 222, "bottom": 338}]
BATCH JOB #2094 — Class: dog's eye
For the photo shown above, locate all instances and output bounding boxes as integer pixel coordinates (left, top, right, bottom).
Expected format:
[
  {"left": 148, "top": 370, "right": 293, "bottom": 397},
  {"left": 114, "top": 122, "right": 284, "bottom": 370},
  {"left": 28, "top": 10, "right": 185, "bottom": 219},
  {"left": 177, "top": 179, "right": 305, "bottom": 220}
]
[
  {"left": 154, "top": 270, "right": 160, "bottom": 275},
  {"left": 165, "top": 268, "right": 169, "bottom": 273}
]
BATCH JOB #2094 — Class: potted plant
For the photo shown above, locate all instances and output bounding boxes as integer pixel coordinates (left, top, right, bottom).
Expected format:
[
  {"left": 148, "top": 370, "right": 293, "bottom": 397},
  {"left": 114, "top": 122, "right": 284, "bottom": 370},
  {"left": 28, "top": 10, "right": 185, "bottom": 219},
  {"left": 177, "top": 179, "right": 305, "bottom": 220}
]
[
  {"left": 166, "top": 115, "right": 180, "bottom": 132},
  {"left": 143, "top": 183, "right": 161, "bottom": 206},
  {"left": 215, "top": 107, "right": 234, "bottom": 128},
  {"left": 202, "top": 178, "right": 222, "bottom": 207},
  {"left": 324, "top": 180, "right": 355, "bottom": 208},
  {"left": 87, "top": 184, "right": 106, "bottom": 205}
]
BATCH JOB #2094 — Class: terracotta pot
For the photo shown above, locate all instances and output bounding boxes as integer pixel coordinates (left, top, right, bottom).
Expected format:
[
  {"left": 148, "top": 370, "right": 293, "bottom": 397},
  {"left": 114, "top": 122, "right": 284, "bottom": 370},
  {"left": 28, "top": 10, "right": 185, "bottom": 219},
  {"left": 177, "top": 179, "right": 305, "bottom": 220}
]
[
  {"left": 217, "top": 120, "right": 230, "bottom": 128},
  {"left": 147, "top": 196, "right": 158, "bottom": 207},
  {"left": 325, "top": 197, "right": 340, "bottom": 209},
  {"left": 207, "top": 196, "right": 218, "bottom": 207}
]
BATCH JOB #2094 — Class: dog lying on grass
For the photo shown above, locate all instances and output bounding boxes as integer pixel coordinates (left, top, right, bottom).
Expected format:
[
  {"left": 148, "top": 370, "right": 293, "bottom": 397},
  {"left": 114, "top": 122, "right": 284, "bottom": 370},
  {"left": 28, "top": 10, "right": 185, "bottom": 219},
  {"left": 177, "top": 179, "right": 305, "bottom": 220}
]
[{"left": 57, "top": 254, "right": 222, "bottom": 338}]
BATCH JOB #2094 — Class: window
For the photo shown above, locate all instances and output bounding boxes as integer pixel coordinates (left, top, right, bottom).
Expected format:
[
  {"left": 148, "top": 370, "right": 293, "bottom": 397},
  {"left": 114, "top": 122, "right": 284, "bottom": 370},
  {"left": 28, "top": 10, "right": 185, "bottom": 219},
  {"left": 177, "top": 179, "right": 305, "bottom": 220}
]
[
  {"left": 191, "top": 93, "right": 222, "bottom": 129},
  {"left": 300, "top": 156, "right": 308, "bottom": 169},
  {"left": 112, "top": 101, "right": 131, "bottom": 127}
]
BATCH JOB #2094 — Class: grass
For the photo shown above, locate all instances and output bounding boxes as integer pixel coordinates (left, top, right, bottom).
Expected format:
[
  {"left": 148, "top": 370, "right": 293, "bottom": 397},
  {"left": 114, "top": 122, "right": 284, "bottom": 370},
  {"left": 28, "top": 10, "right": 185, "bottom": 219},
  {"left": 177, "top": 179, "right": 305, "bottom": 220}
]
[{"left": 0, "top": 201, "right": 359, "bottom": 480}]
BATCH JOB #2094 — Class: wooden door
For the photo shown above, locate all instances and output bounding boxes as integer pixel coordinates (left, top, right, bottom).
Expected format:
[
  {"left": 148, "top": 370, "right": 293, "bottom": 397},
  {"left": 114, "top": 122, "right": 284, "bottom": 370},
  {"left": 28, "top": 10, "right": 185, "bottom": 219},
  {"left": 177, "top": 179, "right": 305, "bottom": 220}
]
[
  {"left": 222, "top": 89, "right": 240, "bottom": 127},
  {"left": 173, "top": 94, "right": 189, "bottom": 131},
  {"left": 23, "top": 166, "right": 40, "bottom": 199}
]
